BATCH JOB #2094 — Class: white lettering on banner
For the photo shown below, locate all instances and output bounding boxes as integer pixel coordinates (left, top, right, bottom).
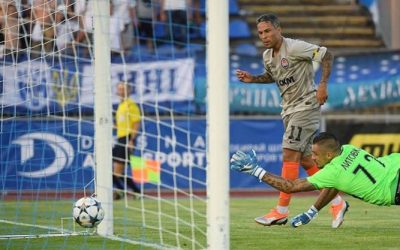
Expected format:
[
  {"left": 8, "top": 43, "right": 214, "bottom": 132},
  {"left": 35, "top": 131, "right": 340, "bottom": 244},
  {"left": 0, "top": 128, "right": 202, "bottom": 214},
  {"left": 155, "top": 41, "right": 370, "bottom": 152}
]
[
  {"left": 12, "top": 132, "right": 74, "bottom": 178},
  {"left": 257, "top": 153, "right": 283, "bottom": 163},
  {"left": 80, "top": 135, "right": 94, "bottom": 152},
  {"left": 82, "top": 154, "right": 95, "bottom": 169},
  {"left": 136, "top": 134, "right": 148, "bottom": 149},
  {"left": 164, "top": 136, "right": 177, "bottom": 148},
  {"left": 137, "top": 134, "right": 207, "bottom": 168},
  {"left": 142, "top": 151, "right": 206, "bottom": 168},
  {"left": 1, "top": 58, "right": 194, "bottom": 110},
  {"left": 87, "top": 58, "right": 194, "bottom": 103},
  {"left": 230, "top": 87, "right": 280, "bottom": 108},
  {"left": 230, "top": 143, "right": 282, "bottom": 163},
  {"left": 0, "top": 61, "right": 51, "bottom": 111},
  {"left": 230, "top": 143, "right": 267, "bottom": 152},
  {"left": 193, "top": 135, "right": 206, "bottom": 148},
  {"left": 267, "top": 144, "right": 282, "bottom": 152},
  {"left": 343, "top": 78, "right": 400, "bottom": 106}
]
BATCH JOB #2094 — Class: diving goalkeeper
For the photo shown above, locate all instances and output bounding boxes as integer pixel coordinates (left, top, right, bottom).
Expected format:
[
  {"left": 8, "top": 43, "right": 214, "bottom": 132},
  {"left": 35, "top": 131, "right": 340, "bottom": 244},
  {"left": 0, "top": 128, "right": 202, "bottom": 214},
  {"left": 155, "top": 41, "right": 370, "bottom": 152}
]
[{"left": 231, "top": 132, "right": 400, "bottom": 227}]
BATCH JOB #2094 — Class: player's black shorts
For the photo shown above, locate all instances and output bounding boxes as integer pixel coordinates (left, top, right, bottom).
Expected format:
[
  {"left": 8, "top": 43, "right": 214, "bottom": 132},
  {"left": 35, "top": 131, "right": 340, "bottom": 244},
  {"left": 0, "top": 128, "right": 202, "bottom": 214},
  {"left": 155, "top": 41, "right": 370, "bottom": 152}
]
[
  {"left": 112, "top": 136, "right": 131, "bottom": 164},
  {"left": 395, "top": 170, "right": 400, "bottom": 205}
]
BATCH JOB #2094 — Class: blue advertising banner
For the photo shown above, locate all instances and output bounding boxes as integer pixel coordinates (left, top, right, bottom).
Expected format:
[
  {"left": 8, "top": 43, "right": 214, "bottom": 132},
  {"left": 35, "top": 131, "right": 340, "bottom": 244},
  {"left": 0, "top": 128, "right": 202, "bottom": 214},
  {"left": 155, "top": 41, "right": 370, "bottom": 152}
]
[
  {"left": 0, "top": 58, "right": 195, "bottom": 115},
  {"left": 2, "top": 50, "right": 399, "bottom": 116},
  {"left": 1, "top": 118, "right": 291, "bottom": 191},
  {"left": 325, "top": 75, "right": 400, "bottom": 111},
  {"left": 195, "top": 75, "right": 400, "bottom": 114},
  {"left": 194, "top": 50, "right": 400, "bottom": 114},
  {"left": 1, "top": 120, "right": 95, "bottom": 190}
]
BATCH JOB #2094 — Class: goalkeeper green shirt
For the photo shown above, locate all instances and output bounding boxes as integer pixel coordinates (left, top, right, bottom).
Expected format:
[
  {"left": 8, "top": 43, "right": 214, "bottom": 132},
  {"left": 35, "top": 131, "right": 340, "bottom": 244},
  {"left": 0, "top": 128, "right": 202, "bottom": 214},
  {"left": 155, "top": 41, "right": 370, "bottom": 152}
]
[{"left": 307, "top": 145, "right": 400, "bottom": 206}]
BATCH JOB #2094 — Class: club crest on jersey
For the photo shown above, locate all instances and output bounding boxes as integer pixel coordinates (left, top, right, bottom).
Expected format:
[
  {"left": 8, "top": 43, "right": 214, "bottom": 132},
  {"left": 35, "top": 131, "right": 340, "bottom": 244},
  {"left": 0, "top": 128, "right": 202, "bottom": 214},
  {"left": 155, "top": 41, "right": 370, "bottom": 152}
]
[{"left": 280, "top": 58, "right": 289, "bottom": 69}]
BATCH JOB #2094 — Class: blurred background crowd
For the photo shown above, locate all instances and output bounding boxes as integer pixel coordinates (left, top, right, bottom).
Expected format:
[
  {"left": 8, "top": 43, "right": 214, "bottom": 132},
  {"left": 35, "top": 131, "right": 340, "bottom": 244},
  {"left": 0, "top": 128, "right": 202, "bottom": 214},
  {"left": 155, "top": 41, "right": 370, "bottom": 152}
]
[{"left": 0, "top": 0, "right": 203, "bottom": 59}]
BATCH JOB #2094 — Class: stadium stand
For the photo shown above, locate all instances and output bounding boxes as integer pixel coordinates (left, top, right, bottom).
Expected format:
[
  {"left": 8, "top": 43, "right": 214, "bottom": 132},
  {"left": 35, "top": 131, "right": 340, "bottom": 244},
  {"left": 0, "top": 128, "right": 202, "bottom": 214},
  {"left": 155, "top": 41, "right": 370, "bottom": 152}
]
[{"left": 237, "top": 0, "right": 385, "bottom": 54}]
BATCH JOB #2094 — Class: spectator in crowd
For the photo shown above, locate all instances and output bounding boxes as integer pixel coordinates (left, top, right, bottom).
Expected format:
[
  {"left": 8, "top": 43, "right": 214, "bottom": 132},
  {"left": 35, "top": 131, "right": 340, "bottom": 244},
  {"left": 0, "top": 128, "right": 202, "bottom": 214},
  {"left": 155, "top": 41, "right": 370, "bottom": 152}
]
[
  {"left": 74, "top": 0, "right": 136, "bottom": 57},
  {"left": 54, "top": 3, "right": 80, "bottom": 56},
  {"left": 18, "top": 0, "right": 34, "bottom": 51},
  {"left": 109, "top": 1, "right": 123, "bottom": 54},
  {"left": 190, "top": 0, "right": 201, "bottom": 36},
  {"left": 111, "top": 0, "right": 136, "bottom": 54},
  {"left": 112, "top": 81, "right": 142, "bottom": 200},
  {"left": 160, "top": 0, "right": 192, "bottom": 49},
  {"left": 0, "top": 0, "right": 22, "bottom": 56},
  {"left": 73, "top": 0, "right": 94, "bottom": 56},
  {"left": 136, "top": 0, "right": 157, "bottom": 53},
  {"left": 30, "top": 0, "right": 56, "bottom": 55}
]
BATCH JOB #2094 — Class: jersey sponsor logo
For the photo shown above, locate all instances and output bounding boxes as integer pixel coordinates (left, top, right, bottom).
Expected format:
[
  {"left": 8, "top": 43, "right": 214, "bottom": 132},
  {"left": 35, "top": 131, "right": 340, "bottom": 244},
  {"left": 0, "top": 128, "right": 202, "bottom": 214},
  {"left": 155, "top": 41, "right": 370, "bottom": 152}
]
[
  {"left": 278, "top": 76, "right": 295, "bottom": 86},
  {"left": 280, "top": 58, "right": 289, "bottom": 69},
  {"left": 12, "top": 132, "right": 74, "bottom": 178},
  {"left": 312, "top": 48, "right": 320, "bottom": 60},
  {"left": 349, "top": 134, "right": 400, "bottom": 157}
]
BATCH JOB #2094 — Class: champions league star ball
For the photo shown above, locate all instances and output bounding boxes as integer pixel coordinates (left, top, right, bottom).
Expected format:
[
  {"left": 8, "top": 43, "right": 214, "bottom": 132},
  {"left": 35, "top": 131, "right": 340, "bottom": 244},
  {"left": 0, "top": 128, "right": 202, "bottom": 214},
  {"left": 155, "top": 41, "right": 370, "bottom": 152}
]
[{"left": 73, "top": 197, "right": 105, "bottom": 228}]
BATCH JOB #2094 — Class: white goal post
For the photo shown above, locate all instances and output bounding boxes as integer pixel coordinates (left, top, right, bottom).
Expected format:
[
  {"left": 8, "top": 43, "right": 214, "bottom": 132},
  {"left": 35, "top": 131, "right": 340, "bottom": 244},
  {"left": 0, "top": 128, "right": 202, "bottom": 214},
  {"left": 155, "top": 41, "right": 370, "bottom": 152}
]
[
  {"left": 206, "top": 0, "right": 230, "bottom": 249},
  {"left": 93, "top": 0, "right": 113, "bottom": 237}
]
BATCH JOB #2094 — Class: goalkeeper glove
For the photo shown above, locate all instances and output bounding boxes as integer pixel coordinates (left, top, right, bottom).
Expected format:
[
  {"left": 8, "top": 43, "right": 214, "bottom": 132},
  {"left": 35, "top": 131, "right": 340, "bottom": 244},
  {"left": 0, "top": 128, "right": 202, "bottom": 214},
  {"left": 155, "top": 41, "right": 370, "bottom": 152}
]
[
  {"left": 230, "top": 150, "right": 266, "bottom": 181},
  {"left": 290, "top": 205, "right": 318, "bottom": 228}
]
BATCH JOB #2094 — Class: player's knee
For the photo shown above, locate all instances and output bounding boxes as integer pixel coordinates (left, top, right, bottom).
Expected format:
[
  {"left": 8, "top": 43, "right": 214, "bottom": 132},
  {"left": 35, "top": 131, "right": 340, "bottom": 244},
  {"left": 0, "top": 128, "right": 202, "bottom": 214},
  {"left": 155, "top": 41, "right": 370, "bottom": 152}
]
[{"left": 282, "top": 148, "right": 302, "bottom": 162}]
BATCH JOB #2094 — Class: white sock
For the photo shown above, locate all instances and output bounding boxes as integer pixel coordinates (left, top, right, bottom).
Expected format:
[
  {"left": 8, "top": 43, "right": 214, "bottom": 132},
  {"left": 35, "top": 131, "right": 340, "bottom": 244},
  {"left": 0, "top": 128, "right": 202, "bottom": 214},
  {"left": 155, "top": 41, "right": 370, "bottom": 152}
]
[
  {"left": 331, "top": 195, "right": 342, "bottom": 206},
  {"left": 276, "top": 205, "right": 289, "bottom": 214}
]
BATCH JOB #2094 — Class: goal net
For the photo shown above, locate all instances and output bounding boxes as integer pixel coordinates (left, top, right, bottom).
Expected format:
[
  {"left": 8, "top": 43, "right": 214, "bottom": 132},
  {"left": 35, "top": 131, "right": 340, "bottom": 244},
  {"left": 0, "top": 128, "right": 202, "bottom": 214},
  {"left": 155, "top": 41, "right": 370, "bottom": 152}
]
[{"left": 0, "top": 0, "right": 225, "bottom": 249}]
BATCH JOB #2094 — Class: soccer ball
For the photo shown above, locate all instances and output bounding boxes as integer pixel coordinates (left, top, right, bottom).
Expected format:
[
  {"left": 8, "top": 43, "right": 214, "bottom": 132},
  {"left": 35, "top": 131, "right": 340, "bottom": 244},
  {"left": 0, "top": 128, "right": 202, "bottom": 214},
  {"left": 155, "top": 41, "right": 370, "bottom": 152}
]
[{"left": 72, "top": 197, "right": 105, "bottom": 228}]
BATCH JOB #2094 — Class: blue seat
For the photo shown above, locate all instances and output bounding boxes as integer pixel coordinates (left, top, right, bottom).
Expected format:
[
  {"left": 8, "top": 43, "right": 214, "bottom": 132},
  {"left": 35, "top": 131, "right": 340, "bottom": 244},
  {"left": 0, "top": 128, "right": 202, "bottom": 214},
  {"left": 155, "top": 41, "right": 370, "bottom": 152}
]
[
  {"left": 199, "top": 0, "right": 239, "bottom": 15},
  {"left": 229, "top": 19, "right": 251, "bottom": 39},
  {"left": 234, "top": 43, "right": 258, "bottom": 56},
  {"left": 199, "top": 19, "right": 251, "bottom": 39},
  {"left": 229, "top": 0, "right": 239, "bottom": 15}
]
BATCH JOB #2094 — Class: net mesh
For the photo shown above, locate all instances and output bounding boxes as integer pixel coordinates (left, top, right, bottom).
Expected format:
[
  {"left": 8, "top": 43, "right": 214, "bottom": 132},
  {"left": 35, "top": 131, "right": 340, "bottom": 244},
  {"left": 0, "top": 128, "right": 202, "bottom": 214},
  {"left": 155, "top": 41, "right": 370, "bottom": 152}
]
[{"left": 0, "top": 0, "right": 207, "bottom": 249}]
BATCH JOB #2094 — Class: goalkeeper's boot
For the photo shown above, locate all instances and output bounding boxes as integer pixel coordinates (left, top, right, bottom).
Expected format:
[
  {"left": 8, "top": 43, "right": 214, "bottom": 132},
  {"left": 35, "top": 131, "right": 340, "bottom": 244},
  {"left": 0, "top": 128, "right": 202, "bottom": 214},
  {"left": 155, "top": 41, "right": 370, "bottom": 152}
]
[
  {"left": 330, "top": 200, "right": 349, "bottom": 228},
  {"left": 254, "top": 208, "right": 288, "bottom": 226}
]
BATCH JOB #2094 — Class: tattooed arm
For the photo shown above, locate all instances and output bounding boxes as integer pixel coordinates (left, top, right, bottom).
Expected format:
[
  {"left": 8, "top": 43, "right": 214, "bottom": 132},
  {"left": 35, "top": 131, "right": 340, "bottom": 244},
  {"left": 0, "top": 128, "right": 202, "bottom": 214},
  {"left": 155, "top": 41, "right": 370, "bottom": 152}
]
[
  {"left": 316, "top": 50, "right": 333, "bottom": 105},
  {"left": 260, "top": 172, "right": 317, "bottom": 193},
  {"left": 230, "top": 150, "right": 317, "bottom": 193},
  {"left": 320, "top": 50, "right": 333, "bottom": 84},
  {"left": 236, "top": 69, "right": 275, "bottom": 84}
]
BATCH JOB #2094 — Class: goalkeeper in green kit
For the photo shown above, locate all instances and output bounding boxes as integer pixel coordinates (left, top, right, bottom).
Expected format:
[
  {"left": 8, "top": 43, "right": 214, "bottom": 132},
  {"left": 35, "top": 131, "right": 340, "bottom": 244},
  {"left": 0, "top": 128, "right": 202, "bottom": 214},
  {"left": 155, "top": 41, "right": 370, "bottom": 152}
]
[{"left": 231, "top": 132, "right": 400, "bottom": 227}]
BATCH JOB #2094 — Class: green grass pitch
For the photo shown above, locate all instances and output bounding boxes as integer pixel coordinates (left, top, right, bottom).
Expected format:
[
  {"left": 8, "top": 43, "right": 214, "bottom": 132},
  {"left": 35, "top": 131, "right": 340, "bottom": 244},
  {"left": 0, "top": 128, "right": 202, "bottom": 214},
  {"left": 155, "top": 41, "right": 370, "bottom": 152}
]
[{"left": 1, "top": 194, "right": 399, "bottom": 249}]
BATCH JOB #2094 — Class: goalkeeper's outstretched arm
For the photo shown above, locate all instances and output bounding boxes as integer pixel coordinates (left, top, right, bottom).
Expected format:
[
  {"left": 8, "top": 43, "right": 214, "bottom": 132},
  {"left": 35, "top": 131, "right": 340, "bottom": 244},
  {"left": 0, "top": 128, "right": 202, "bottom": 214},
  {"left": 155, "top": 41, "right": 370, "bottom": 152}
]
[
  {"left": 230, "top": 150, "right": 318, "bottom": 193},
  {"left": 261, "top": 171, "right": 339, "bottom": 210},
  {"left": 259, "top": 172, "right": 317, "bottom": 193}
]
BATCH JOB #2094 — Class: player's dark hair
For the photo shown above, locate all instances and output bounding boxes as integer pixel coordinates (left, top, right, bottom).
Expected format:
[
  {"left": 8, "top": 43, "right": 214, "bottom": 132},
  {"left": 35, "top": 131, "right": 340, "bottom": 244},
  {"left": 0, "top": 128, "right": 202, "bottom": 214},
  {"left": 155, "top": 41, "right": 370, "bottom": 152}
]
[
  {"left": 256, "top": 13, "right": 280, "bottom": 28},
  {"left": 313, "top": 132, "right": 341, "bottom": 152}
]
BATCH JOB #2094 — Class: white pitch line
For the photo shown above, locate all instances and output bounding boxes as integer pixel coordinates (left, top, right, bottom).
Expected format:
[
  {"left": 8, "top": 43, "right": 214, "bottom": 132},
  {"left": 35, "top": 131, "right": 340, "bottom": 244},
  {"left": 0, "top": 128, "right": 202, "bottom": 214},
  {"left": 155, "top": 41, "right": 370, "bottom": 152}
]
[{"left": 0, "top": 219, "right": 80, "bottom": 239}]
